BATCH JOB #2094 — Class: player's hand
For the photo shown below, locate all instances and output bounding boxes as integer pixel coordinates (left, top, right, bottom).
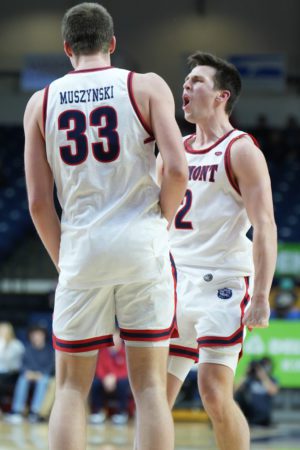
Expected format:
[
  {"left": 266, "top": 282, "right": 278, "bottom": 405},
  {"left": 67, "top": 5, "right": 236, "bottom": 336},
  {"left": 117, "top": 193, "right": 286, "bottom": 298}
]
[{"left": 242, "top": 297, "right": 270, "bottom": 330}]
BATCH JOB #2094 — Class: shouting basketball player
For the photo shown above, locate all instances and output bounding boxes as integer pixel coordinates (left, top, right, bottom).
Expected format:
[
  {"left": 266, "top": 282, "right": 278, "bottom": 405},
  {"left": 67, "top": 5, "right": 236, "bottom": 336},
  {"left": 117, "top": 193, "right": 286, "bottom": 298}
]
[{"left": 158, "top": 52, "right": 277, "bottom": 450}]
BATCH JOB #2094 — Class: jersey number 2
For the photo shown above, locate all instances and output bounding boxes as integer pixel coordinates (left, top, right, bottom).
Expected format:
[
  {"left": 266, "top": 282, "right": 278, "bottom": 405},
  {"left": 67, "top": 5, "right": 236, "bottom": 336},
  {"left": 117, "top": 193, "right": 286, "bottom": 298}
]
[
  {"left": 175, "top": 189, "right": 193, "bottom": 229},
  {"left": 58, "top": 106, "right": 120, "bottom": 165}
]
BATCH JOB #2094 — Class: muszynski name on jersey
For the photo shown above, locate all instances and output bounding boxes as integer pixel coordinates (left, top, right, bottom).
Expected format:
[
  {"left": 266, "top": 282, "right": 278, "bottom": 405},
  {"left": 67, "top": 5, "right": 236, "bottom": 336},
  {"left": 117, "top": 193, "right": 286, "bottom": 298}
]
[
  {"left": 188, "top": 164, "right": 218, "bottom": 182},
  {"left": 59, "top": 85, "right": 114, "bottom": 104}
]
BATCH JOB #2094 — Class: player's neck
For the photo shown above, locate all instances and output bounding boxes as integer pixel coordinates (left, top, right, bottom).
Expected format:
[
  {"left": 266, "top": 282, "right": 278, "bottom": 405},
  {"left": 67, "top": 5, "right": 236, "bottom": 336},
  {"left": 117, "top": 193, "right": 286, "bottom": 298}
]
[
  {"left": 72, "top": 53, "right": 111, "bottom": 71},
  {"left": 193, "top": 118, "right": 233, "bottom": 149}
]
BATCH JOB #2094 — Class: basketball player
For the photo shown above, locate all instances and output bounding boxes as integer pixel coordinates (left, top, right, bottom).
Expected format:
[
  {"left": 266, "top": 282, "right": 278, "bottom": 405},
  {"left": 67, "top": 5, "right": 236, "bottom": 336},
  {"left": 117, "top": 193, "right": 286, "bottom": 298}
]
[
  {"left": 24, "top": 3, "right": 188, "bottom": 450},
  {"left": 158, "top": 52, "right": 277, "bottom": 450}
]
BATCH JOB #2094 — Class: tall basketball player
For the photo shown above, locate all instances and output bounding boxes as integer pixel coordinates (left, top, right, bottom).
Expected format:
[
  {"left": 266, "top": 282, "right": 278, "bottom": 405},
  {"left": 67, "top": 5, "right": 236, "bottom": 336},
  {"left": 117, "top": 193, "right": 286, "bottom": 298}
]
[
  {"left": 24, "top": 3, "right": 188, "bottom": 450},
  {"left": 158, "top": 52, "right": 277, "bottom": 450}
]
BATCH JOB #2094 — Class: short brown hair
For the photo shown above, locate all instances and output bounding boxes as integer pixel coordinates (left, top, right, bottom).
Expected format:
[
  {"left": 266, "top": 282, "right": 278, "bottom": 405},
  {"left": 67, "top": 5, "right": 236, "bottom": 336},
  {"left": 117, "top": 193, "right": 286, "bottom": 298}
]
[
  {"left": 62, "top": 2, "right": 114, "bottom": 55},
  {"left": 188, "top": 51, "right": 241, "bottom": 115}
]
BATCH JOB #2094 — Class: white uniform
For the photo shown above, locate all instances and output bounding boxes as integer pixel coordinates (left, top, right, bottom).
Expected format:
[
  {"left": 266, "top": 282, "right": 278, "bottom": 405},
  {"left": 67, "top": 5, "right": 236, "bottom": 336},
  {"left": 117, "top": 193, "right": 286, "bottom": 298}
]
[
  {"left": 168, "top": 129, "right": 256, "bottom": 379},
  {"left": 44, "top": 67, "right": 176, "bottom": 352}
]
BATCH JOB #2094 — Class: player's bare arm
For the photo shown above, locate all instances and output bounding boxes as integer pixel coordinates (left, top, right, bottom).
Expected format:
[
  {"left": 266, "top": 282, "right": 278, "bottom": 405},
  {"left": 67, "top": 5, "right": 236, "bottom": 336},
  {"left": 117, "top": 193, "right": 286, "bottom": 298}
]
[
  {"left": 132, "top": 72, "right": 188, "bottom": 224},
  {"left": 156, "top": 153, "right": 163, "bottom": 186},
  {"left": 230, "top": 138, "right": 277, "bottom": 328},
  {"left": 24, "top": 90, "right": 61, "bottom": 271}
]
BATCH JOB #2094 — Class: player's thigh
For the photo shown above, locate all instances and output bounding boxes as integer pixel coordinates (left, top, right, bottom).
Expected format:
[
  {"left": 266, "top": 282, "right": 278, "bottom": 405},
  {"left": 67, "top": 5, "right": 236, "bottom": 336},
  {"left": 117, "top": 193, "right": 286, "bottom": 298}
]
[
  {"left": 125, "top": 345, "right": 169, "bottom": 394},
  {"left": 196, "top": 275, "right": 252, "bottom": 367},
  {"left": 169, "top": 268, "right": 200, "bottom": 383},
  {"left": 53, "top": 283, "right": 116, "bottom": 353},
  {"left": 115, "top": 267, "right": 176, "bottom": 344},
  {"left": 55, "top": 351, "right": 98, "bottom": 398},
  {"left": 196, "top": 277, "right": 250, "bottom": 349}
]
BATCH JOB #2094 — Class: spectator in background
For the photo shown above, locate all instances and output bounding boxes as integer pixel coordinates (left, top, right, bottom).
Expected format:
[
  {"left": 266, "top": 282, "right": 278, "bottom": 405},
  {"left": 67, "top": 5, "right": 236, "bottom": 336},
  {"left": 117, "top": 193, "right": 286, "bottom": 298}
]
[
  {"left": 235, "top": 357, "right": 279, "bottom": 427},
  {"left": 0, "top": 323, "right": 24, "bottom": 412},
  {"left": 253, "top": 114, "right": 272, "bottom": 158},
  {"left": 6, "top": 325, "right": 54, "bottom": 424},
  {"left": 89, "top": 334, "right": 131, "bottom": 425},
  {"left": 282, "top": 115, "right": 300, "bottom": 159},
  {"left": 267, "top": 128, "right": 284, "bottom": 163},
  {"left": 271, "top": 277, "right": 300, "bottom": 320}
]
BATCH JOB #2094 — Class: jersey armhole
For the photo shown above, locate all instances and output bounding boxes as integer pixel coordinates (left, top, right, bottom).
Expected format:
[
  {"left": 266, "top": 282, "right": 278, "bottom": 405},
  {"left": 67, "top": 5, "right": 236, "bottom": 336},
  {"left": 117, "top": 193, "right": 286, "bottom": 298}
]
[
  {"left": 127, "top": 71, "right": 155, "bottom": 143},
  {"left": 224, "top": 132, "right": 260, "bottom": 196}
]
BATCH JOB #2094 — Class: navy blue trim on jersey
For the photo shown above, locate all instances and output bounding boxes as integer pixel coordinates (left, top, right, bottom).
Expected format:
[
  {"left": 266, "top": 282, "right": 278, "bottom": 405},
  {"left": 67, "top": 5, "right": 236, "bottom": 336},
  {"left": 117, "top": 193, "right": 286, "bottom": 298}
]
[
  {"left": 169, "top": 344, "right": 199, "bottom": 362},
  {"left": 53, "top": 334, "right": 114, "bottom": 353},
  {"left": 169, "top": 252, "right": 179, "bottom": 337},
  {"left": 169, "top": 252, "right": 177, "bottom": 282},
  {"left": 120, "top": 327, "right": 172, "bottom": 341},
  {"left": 197, "top": 328, "right": 243, "bottom": 347},
  {"left": 120, "top": 317, "right": 178, "bottom": 342}
]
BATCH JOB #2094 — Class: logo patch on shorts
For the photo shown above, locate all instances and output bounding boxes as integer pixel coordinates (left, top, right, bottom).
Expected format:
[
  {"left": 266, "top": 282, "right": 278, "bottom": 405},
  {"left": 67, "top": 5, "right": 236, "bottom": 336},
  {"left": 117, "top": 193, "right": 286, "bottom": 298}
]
[{"left": 217, "top": 288, "right": 232, "bottom": 299}]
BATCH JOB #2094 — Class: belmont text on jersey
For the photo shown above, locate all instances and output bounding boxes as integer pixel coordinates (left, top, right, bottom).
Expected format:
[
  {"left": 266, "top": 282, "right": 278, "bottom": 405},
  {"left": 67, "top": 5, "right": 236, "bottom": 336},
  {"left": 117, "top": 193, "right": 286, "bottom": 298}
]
[
  {"left": 188, "top": 164, "right": 218, "bottom": 182},
  {"left": 169, "top": 129, "right": 257, "bottom": 277},
  {"left": 59, "top": 85, "right": 114, "bottom": 105}
]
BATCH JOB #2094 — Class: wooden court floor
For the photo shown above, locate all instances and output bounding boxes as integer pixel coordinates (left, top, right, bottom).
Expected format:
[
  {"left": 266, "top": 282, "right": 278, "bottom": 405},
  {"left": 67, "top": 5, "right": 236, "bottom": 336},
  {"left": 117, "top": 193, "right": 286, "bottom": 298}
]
[{"left": 0, "top": 419, "right": 299, "bottom": 450}]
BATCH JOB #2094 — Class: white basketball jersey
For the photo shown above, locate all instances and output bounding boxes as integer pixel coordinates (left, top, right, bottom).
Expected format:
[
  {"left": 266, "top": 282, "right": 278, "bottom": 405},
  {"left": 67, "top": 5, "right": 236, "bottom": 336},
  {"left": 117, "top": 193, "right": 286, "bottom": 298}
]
[
  {"left": 169, "top": 129, "right": 255, "bottom": 276},
  {"left": 44, "top": 67, "right": 169, "bottom": 288}
]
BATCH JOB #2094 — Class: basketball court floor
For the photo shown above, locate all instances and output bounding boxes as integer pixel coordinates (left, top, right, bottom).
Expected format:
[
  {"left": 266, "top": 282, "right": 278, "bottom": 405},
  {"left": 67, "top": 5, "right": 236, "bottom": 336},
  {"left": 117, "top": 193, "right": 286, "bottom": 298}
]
[{"left": 0, "top": 420, "right": 299, "bottom": 450}]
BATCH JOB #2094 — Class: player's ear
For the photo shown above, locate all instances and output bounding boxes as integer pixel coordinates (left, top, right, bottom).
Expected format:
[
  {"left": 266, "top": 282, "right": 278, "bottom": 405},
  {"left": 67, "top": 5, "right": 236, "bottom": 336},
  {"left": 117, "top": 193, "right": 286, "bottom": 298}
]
[
  {"left": 216, "top": 90, "right": 230, "bottom": 103},
  {"left": 109, "top": 36, "right": 116, "bottom": 55},
  {"left": 64, "top": 41, "right": 73, "bottom": 58}
]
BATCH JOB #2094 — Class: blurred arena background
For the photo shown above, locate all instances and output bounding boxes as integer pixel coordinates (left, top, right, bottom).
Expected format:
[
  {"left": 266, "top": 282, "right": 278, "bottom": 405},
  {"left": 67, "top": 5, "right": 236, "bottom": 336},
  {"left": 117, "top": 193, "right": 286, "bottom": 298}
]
[{"left": 0, "top": 1, "right": 300, "bottom": 449}]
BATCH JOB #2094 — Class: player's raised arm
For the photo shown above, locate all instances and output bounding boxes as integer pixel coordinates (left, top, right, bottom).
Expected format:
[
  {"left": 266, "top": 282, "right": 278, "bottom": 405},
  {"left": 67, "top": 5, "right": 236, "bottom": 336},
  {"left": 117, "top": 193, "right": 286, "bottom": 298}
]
[
  {"left": 230, "top": 137, "right": 277, "bottom": 328},
  {"left": 24, "top": 90, "right": 61, "bottom": 271},
  {"left": 133, "top": 72, "right": 188, "bottom": 225}
]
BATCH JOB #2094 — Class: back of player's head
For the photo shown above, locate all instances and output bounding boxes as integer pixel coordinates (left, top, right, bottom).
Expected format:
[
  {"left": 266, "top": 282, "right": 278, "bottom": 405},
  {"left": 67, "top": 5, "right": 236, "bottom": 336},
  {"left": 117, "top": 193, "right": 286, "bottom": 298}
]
[
  {"left": 62, "top": 2, "right": 114, "bottom": 56},
  {"left": 187, "top": 51, "right": 241, "bottom": 115}
]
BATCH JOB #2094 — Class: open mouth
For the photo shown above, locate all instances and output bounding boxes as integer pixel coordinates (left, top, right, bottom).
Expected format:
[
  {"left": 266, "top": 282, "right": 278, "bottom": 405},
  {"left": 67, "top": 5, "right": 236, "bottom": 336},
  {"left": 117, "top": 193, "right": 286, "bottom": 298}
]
[{"left": 182, "top": 95, "right": 190, "bottom": 108}]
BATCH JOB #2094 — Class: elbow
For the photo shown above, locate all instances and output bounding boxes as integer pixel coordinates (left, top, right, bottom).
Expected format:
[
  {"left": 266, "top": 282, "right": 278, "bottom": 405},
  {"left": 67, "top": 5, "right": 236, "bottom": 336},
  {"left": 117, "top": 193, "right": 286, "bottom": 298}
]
[
  {"left": 269, "top": 220, "right": 277, "bottom": 237},
  {"left": 265, "top": 219, "right": 277, "bottom": 236},
  {"left": 254, "top": 217, "right": 277, "bottom": 235},
  {"left": 28, "top": 196, "right": 50, "bottom": 217},
  {"left": 164, "top": 164, "right": 188, "bottom": 183}
]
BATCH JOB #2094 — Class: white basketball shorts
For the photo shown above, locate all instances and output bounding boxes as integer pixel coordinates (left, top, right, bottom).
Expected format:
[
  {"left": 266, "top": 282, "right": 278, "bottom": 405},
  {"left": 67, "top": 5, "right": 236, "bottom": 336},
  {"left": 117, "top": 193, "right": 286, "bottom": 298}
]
[
  {"left": 52, "top": 254, "right": 178, "bottom": 354},
  {"left": 168, "top": 266, "right": 253, "bottom": 381}
]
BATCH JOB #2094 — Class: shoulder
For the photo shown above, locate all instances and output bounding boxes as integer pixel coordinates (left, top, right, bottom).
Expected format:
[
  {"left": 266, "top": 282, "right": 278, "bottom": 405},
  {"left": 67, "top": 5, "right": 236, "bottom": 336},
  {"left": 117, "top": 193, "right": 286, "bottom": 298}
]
[
  {"left": 230, "top": 132, "right": 261, "bottom": 152},
  {"left": 25, "top": 89, "right": 44, "bottom": 111},
  {"left": 132, "top": 72, "right": 173, "bottom": 99},
  {"left": 133, "top": 71, "right": 167, "bottom": 86},
  {"left": 229, "top": 133, "right": 271, "bottom": 184},
  {"left": 230, "top": 133, "right": 266, "bottom": 167},
  {"left": 24, "top": 88, "right": 46, "bottom": 137},
  {"left": 24, "top": 89, "right": 45, "bottom": 123}
]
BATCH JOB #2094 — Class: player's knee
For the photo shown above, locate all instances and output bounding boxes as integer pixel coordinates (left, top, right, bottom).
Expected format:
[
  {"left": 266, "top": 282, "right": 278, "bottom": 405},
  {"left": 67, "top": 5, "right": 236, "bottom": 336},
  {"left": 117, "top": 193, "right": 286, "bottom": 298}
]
[
  {"left": 131, "top": 372, "right": 164, "bottom": 392},
  {"left": 130, "top": 372, "right": 165, "bottom": 399},
  {"left": 200, "top": 384, "right": 227, "bottom": 422}
]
